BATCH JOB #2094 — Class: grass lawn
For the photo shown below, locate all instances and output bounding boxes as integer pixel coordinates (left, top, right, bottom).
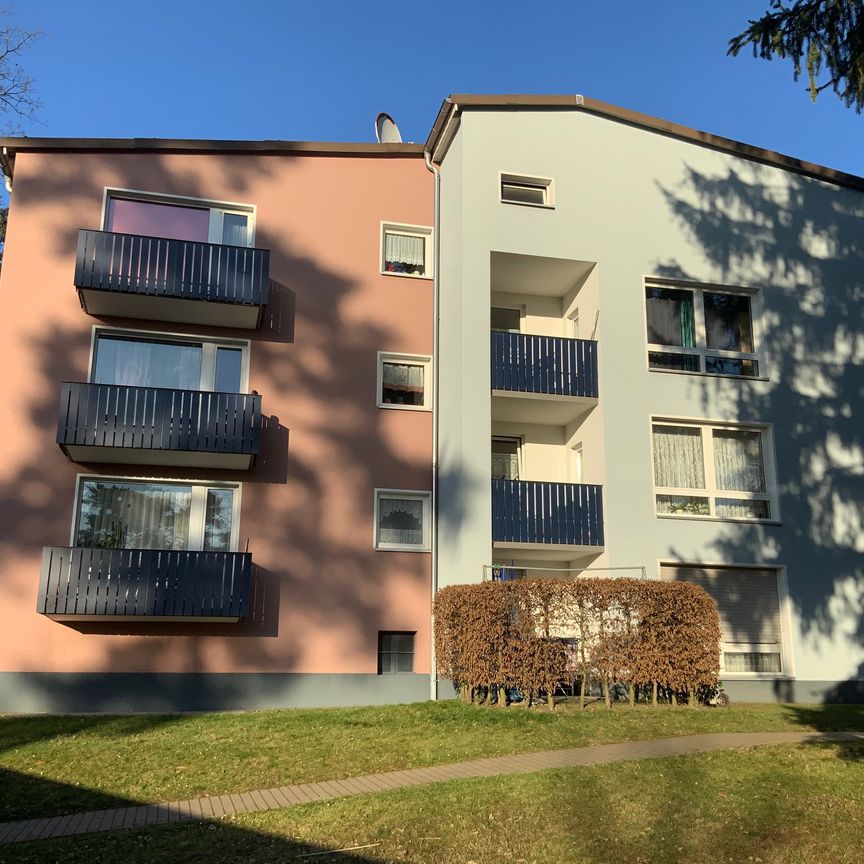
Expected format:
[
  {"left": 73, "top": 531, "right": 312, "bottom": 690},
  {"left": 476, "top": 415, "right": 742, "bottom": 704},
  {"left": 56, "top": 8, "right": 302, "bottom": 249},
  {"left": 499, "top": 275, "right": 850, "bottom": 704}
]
[
  {"left": 0, "top": 700, "right": 861, "bottom": 822},
  {"left": 6, "top": 742, "right": 864, "bottom": 863}
]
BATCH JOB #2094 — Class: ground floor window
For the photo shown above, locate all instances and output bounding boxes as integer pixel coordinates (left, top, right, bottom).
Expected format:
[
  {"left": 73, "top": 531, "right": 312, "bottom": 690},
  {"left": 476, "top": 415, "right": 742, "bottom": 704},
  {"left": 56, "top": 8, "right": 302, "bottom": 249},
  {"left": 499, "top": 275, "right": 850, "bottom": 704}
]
[
  {"left": 378, "top": 631, "right": 415, "bottom": 674},
  {"left": 74, "top": 477, "right": 239, "bottom": 552},
  {"left": 661, "top": 563, "right": 786, "bottom": 675}
]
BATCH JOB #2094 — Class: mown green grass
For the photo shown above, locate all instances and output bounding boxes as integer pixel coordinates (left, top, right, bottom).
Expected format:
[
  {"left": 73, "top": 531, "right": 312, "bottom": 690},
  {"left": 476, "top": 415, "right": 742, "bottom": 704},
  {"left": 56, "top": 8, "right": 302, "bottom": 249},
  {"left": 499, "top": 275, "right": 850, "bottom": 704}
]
[
  {"left": 0, "top": 700, "right": 861, "bottom": 822},
  {"left": 7, "top": 742, "right": 864, "bottom": 863}
]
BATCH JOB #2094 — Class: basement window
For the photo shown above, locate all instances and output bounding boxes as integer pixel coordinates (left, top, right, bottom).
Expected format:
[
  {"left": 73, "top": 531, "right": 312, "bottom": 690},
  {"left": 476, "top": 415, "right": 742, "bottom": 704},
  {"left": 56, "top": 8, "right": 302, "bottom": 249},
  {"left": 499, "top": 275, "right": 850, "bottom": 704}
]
[{"left": 500, "top": 173, "right": 554, "bottom": 208}]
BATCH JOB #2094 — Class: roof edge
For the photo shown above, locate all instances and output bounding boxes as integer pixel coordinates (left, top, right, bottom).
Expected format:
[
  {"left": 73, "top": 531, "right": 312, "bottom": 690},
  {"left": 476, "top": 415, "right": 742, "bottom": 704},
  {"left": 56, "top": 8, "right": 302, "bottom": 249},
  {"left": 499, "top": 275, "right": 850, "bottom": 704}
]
[{"left": 427, "top": 94, "right": 864, "bottom": 192}]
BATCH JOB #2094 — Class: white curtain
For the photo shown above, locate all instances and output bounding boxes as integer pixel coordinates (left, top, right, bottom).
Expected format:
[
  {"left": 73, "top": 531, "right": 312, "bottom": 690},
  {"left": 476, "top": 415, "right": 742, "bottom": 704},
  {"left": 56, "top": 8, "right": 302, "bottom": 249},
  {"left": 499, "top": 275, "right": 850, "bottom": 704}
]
[
  {"left": 715, "top": 498, "right": 769, "bottom": 519},
  {"left": 491, "top": 452, "right": 519, "bottom": 480},
  {"left": 76, "top": 481, "right": 192, "bottom": 550},
  {"left": 713, "top": 430, "right": 765, "bottom": 492},
  {"left": 382, "top": 363, "right": 424, "bottom": 389},
  {"left": 652, "top": 426, "right": 705, "bottom": 488},
  {"left": 378, "top": 498, "right": 423, "bottom": 545},
  {"left": 384, "top": 232, "right": 425, "bottom": 267},
  {"left": 93, "top": 337, "right": 202, "bottom": 391}
]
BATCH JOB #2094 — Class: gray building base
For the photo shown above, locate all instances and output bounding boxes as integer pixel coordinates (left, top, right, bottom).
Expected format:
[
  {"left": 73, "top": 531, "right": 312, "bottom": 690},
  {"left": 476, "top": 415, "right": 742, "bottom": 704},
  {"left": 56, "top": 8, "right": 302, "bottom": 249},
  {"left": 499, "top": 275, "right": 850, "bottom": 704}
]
[{"left": 0, "top": 672, "right": 433, "bottom": 714}]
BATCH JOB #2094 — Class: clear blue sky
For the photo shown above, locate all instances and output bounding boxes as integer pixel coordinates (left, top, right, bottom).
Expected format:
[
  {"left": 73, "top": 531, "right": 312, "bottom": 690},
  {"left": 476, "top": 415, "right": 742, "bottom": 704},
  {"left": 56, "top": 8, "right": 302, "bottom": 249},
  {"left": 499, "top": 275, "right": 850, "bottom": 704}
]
[{"left": 13, "top": 1, "right": 864, "bottom": 176}]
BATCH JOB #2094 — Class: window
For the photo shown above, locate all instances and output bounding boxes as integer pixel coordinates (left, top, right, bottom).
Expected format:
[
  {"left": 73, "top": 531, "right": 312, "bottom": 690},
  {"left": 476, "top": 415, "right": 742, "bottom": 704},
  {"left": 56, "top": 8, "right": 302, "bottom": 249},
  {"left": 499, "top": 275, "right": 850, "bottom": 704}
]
[
  {"left": 491, "top": 565, "right": 527, "bottom": 582},
  {"left": 381, "top": 222, "right": 432, "bottom": 278},
  {"left": 374, "top": 490, "right": 431, "bottom": 551},
  {"left": 500, "top": 172, "right": 554, "bottom": 207},
  {"left": 92, "top": 330, "right": 248, "bottom": 393},
  {"left": 570, "top": 443, "right": 583, "bottom": 484},
  {"left": 645, "top": 279, "right": 762, "bottom": 377},
  {"left": 651, "top": 420, "right": 776, "bottom": 521},
  {"left": 74, "top": 477, "right": 239, "bottom": 552},
  {"left": 378, "top": 631, "right": 415, "bottom": 674},
  {"left": 492, "top": 437, "right": 521, "bottom": 480},
  {"left": 104, "top": 190, "right": 254, "bottom": 247},
  {"left": 662, "top": 564, "right": 787, "bottom": 676},
  {"left": 491, "top": 307, "right": 522, "bottom": 332},
  {"left": 376, "top": 353, "right": 431, "bottom": 410}
]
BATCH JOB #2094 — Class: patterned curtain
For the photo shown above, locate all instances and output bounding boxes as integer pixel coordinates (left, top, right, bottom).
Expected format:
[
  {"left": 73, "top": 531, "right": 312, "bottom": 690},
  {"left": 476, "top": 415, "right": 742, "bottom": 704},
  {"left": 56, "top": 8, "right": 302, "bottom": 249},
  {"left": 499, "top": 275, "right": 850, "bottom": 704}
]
[
  {"left": 652, "top": 426, "right": 705, "bottom": 488},
  {"left": 713, "top": 430, "right": 765, "bottom": 492},
  {"left": 378, "top": 498, "right": 423, "bottom": 545}
]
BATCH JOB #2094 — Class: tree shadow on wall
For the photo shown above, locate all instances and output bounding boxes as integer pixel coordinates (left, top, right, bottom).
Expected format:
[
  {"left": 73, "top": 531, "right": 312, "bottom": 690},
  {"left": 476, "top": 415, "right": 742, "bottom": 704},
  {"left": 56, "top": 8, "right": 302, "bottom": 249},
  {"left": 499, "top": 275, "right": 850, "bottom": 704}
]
[
  {"left": 655, "top": 161, "right": 864, "bottom": 700},
  {"left": 0, "top": 151, "right": 443, "bottom": 713}
]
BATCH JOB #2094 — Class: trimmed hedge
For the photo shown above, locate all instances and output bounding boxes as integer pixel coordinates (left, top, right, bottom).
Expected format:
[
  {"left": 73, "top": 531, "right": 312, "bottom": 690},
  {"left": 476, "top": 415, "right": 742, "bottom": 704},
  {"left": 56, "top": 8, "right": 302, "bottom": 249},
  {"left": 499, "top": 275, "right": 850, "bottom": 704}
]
[{"left": 434, "top": 578, "right": 720, "bottom": 708}]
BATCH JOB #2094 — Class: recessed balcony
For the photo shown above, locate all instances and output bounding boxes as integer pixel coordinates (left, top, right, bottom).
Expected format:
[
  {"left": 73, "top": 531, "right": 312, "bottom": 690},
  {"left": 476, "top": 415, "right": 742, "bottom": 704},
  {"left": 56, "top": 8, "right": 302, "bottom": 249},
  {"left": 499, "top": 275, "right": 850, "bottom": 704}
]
[
  {"left": 57, "top": 382, "right": 261, "bottom": 470},
  {"left": 491, "top": 331, "right": 598, "bottom": 424},
  {"left": 492, "top": 479, "right": 604, "bottom": 559},
  {"left": 74, "top": 229, "right": 270, "bottom": 328},
  {"left": 37, "top": 547, "right": 251, "bottom": 622}
]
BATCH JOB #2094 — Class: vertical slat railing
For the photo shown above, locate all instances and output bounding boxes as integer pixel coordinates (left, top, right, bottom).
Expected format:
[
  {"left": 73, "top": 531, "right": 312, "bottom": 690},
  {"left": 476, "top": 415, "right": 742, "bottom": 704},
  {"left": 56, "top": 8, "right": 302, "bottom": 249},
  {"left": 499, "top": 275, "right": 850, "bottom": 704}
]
[
  {"left": 74, "top": 229, "right": 270, "bottom": 308},
  {"left": 56, "top": 382, "right": 262, "bottom": 458},
  {"left": 490, "top": 331, "right": 598, "bottom": 398},
  {"left": 492, "top": 479, "right": 605, "bottom": 547},
  {"left": 37, "top": 547, "right": 252, "bottom": 619}
]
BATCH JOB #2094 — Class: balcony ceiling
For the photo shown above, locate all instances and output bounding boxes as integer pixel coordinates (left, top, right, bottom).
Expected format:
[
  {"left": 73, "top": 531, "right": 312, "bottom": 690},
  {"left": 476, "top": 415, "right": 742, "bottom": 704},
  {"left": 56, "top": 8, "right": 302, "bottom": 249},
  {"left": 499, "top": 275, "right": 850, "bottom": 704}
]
[{"left": 491, "top": 251, "right": 594, "bottom": 298}]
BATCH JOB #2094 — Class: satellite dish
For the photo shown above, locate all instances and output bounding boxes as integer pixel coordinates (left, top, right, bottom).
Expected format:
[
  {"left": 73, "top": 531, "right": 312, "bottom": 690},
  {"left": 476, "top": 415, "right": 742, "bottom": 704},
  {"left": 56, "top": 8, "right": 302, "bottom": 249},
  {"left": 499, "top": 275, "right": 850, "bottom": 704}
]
[{"left": 375, "top": 112, "right": 403, "bottom": 144}]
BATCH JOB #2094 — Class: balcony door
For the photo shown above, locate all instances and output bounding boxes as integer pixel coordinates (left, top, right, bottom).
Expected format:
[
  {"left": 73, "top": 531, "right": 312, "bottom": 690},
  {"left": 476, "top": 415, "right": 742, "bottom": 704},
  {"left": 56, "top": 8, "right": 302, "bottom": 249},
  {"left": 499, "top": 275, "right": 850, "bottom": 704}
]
[
  {"left": 91, "top": 331, "right": 245, "bottom": 393},
  {"left": 492, "top": 437, "right": 521, "bottom": 480},
  {"left": 105, "top": 194, "right": 253, "bottom": 247}
]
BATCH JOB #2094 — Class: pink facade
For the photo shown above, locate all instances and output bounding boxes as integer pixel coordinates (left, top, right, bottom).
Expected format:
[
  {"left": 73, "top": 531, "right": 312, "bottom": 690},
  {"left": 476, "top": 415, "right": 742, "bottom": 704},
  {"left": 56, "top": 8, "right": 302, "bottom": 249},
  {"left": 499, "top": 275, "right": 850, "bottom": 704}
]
[{"left": 0, "top": 145, "right": 434, "bottom": 706}]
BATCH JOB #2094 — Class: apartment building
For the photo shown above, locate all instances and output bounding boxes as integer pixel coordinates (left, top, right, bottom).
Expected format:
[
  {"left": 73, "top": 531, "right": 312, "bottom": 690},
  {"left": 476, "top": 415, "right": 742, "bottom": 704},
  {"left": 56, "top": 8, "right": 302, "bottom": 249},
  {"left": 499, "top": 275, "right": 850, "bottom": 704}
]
[
  {"left": 0, "top": 138, "right": 435, "bottom": 711},
  {"left": 426, "top": 95, "right": 864, "bottom": 703},
  {"left": 0, "top": 95, "right": 860, "bottom": 711}
]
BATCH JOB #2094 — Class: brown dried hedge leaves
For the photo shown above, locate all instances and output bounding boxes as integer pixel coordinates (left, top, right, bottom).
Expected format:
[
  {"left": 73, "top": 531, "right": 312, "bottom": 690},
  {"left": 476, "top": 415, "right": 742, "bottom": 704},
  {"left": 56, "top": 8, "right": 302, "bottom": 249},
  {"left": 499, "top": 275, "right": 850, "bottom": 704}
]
[{"left": 433, "top": 578, "right": 720, "bottom": 708}]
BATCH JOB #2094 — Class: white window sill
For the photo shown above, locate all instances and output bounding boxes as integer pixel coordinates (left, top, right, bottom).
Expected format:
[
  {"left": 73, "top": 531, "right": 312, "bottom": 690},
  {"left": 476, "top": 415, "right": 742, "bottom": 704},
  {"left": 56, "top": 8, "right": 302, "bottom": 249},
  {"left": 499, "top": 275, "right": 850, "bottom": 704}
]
[
  {"left": 656, "top": 514, "right": 782, "bottom": 527},
  {"left": 721, "top": 674, "right": 793, "bottom": 681},
  {"left": 374, "top": 544, "right": 431, "bottom": 553},
  {"left": 377, "top": 402, "right": 432, "bottom": 413},
  {"left": 380, "top": 270, "right": 433, "bottom": 281},
  {"left": 500, "top": 200, "right": 555, "bottom": 210}
]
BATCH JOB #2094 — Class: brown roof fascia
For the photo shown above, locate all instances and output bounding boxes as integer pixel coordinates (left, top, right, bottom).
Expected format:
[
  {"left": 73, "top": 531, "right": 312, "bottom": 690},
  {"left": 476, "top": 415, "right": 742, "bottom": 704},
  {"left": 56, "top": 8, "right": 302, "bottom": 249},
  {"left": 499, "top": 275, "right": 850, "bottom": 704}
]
[
  {"left": 426, "top": 94, "right": 864, "bottom": 192},
  {"left": 0, "top": 137, "right": 424, "bottom": 176}
]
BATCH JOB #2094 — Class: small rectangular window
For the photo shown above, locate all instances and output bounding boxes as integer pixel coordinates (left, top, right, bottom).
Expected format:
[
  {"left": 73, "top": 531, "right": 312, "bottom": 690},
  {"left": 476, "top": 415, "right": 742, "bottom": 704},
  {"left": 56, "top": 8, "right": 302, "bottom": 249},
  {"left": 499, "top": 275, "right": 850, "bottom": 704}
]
[
  {"left": 491, "top": 307, "right": 521, "bottom": 332},
  {"left": 492, "top": 437, "right": 520, "bottom": 480},
  {"left": 500, "top": 173, "right": 554, "bottom": 207},
  {"left": 378, "top": 631, "right": 415, "bottom": 674},
  {"left": 645, "top": 279, "right": 762, "bottom": 378},
  {"left": 374, "top": 490, "right": 431, "bottom": 551},
  {"left": 377, "top": 353, "right": 431, "bottom": 410},
  {"left": 381, "top": 222, "right": 432, "bottom": 278}
]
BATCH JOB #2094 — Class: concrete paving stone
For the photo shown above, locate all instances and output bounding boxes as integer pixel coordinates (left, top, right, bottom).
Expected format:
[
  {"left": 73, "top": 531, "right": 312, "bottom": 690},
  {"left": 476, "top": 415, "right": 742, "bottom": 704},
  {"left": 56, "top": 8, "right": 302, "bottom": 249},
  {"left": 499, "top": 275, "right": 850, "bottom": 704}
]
[
  {"left": 258, "top": 788, "right": 283, "bottom": 809},
  {"left": 248, "top": 789, "right": 270, "bottom": 811},
  {"left": 198, "top": 797, "right": 215, "bottom": 819},
  {"left": 276, "top": 785, "right": 309, "bottom": 805},
  {"left": 228, "top": 794, "right": 248, "bottom": 814},
  {"left": 237, "top": 792, "right": 259, "bottom": 812}
]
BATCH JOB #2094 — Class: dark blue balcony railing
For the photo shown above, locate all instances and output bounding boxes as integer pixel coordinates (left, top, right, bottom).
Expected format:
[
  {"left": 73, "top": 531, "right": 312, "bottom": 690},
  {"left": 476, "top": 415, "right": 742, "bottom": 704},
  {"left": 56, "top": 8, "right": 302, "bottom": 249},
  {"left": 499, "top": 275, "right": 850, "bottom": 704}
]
[
  {"left": 491, "top": 331, "right": 598, "bottom": 398},
  {"left": 492, "top": 479, "right": 605, "bottom": 547},
  {"left": 38, "top": 547, "right": 252, "bottom": 620},
  {"left": 57, "top": 381, "right": 261, "bottom": 468},
  {"left": 75, "top": 229, "right": 269, "bottom": 326}
]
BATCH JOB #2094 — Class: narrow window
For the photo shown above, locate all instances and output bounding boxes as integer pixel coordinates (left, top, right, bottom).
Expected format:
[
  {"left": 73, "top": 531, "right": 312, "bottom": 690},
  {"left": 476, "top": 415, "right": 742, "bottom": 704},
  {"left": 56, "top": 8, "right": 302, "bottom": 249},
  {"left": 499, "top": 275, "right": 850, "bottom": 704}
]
[
  {"left": 491, "top": 437, "right": 521, "bottom": 480},
  {"left": 378, "top": 631, "right": 415, "bottom": 674},
  {"left": 500, "top": 173, "right": 554, "bottom": 207}
]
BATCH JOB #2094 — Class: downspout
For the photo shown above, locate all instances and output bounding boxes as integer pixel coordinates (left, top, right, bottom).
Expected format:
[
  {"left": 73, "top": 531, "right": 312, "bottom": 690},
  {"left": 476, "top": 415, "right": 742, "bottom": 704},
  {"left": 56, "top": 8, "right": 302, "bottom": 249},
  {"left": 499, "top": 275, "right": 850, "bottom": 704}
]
[{"left": 424, "top": 147, "right": 441, "bottom": 701}]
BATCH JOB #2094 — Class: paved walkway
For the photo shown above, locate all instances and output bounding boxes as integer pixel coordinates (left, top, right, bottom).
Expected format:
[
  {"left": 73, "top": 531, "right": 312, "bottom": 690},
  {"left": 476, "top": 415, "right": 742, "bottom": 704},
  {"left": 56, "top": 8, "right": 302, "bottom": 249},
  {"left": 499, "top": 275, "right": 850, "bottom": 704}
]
[{"left": 1, "top": 730, "right": 860, "bottom": 845}]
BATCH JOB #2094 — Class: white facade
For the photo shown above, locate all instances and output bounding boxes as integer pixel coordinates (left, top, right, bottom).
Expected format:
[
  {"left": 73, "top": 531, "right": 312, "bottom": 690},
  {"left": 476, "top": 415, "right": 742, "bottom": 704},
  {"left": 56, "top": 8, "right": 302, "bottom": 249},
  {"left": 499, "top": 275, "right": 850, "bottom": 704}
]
[{"left": 428, "top": 99, "right": 864, "bottom": 701}]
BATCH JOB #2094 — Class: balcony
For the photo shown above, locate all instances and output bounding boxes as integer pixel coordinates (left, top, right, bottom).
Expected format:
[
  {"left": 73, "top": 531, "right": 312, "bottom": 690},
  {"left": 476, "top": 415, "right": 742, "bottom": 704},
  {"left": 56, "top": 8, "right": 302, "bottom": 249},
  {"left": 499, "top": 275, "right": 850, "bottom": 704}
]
[
  {"left": 37, "top": 547, "right": 251, "bottom": 621},
  {"left": 491, "top": 331, "right": 598, "bottom": 424},
  {"left": 74, "top": 229, "right": 270, "bottom": 328},
  {"left": 492, "top": 479, "right": 604, "bottom": 557},
  {"left": 57, "top": 382, "right": 261, "bottom": 470}
]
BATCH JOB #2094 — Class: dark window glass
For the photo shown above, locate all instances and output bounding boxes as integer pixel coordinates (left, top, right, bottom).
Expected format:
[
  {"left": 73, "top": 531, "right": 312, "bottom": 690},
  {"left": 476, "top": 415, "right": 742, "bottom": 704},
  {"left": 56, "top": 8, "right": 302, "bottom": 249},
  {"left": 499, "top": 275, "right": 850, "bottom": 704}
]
[
  {"left": 491, "top": 307, "right": 521, "bottom": 332},
  {"left": 705, "top": 356, "right": 759, "bottom": 377},
  {"left": 378, "top": 631, "right": 415, "bottom": 674},
  {"left": 645, "top": 288, "right": 695, "bottom": 347},
  {"left": 214, "top": 348, "right": 243, "bottom": 393},
  {"left": 704, "top": 292, "right": 754, "bottom": 353},
  {"left": 501, "top": 181, "right": 546, "bottom": 205},
  {"left": 203, "top": 488, "right": 235, "bottom": 551},
  {"left": 648, "top": 351, "right": 701, "bottom": 372}
]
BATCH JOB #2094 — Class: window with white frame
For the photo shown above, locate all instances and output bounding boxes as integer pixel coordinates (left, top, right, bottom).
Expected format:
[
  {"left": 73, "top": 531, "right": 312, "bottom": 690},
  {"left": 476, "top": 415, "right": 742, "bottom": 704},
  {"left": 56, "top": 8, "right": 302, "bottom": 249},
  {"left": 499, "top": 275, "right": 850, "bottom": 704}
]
[
  {"left": 491, "top": 437, "right": 521, "bottom": 480},
  {"left": 374, "top": 490, "right": 431, "bottom": 551},
  {"left": 104, "top": 190, "right": 254, "bottom": 247},
  {"left": 376, "top": 353, "right": 431, "bottom": 409},
  {"left": 651, "top": 420, "right": 777, "bottom": 521},
  {"left": 662, "top": 564, "right": 786, "bottom": 675},
  {"left": 91, "top": 330, "right": 248, "bottom": 393},
  {"left": 74, "top": 477, "right": 239, "bottom": 552},
  {"left": 645, "top": 279, "right": 762, "bottom": 377},
  {"left": 381, "top": 222, "right": 432, "bottom": 278},
  {"left": 500, "top": 172, "right": 554, "bottom": 207}
]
